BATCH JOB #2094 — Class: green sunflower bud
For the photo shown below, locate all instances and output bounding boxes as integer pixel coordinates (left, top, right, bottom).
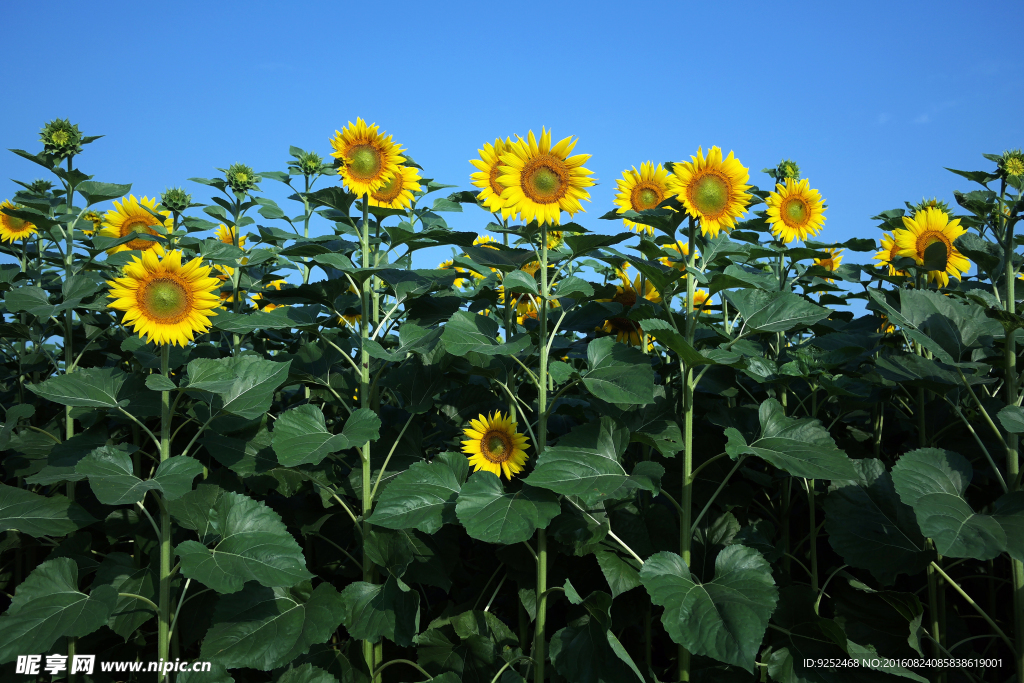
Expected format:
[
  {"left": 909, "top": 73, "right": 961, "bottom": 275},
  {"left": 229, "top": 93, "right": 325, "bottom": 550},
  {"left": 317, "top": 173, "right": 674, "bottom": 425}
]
[
  {"left": 777, "top": 159, "right": 800, "bottom": 181},
  {"left": 224, "top": 163, "right": 260, "bottom": 194},
  {"left": 1000, "top": 149, "right": 1024, "bottom": 179},
  {"left": 297, "top": 151, "right": 325, "bottom": 176},
  {"left": 40, "top": 118, "right": 84, "bottom": 159},
  {"left": 161, "top": 187, "right": 192, "bottom": 213},
  {"left": 28, "top": 180, "right": 54, "bottom": 195},
  {"left": 909, "top": 197, "right": 952, "bottom": 214}
]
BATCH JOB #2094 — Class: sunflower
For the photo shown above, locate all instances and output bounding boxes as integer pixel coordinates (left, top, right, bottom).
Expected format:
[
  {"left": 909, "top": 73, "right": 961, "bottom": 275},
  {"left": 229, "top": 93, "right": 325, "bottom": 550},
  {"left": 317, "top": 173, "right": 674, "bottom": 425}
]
[
  {"left": 338, "top": 283, "right": 361, "bottom": 328},
  {"left": 613, "top": 162, "right": 675, "bottom": 235},
  {"left": 879, "top": 314, "right": 896, "bottom": 334},
  {"left": 369, "top": 165, "right": 422, "bottom": 210},
  {"left": 498, "top": 128, "right": 595, "bottom": 226},
  {"left": 461, "top": 411, "right": 530, "bottom": 479},
  {"left": 106, "top": 244, "right": 219, "bottom": 347},
  {"left": 81, "top": 210, "right": 103, "bottom": 237},
  {"left": 547, "top": 230, "right": 564, "bottom": 250},
  {"left": 100, "top": 195, "right": 172, "bottom": 253},
  {"left": 765, "top": 178, "right": 826, "bottom": 243},
  {"left": 668, "top": 147, "right": 752, "bottom": 238},
  {"left": 473, "top": 235, "right": 501, "bottom": 249},
  {"left": 329, "top": 118, "right": 406, "bottom": 197},
  {"left": 599, "top": 269, "right": 662, "bottom": 347},
  {"left": 0, "top": 200, "right": 38, "bottom": 243},
  {"left": 438, "top": 259, "right": 480, "bottom": 288},
  {"left": 515, "top": 297, "right": 560, "bottom": 326},
  {"left": 214, "top": 224, "right": 247, "bottom": 249},
  {"left": 894, "top": 207, "right": 970, "bottom": 287},
  {"left": 659, "top": 241, "right": 696, "bottom": 272},
  {"left": 873, "top": 232, "right": 905, "bottom": 276},
  {"left": 251, "top": 279, "right": 287, "bottom": 311},
  {"left": 470, "top": 137, "right": 514, "bottom": 218},
  {"left": 813, "top": 248, "right": 844, "bottom": 283}
]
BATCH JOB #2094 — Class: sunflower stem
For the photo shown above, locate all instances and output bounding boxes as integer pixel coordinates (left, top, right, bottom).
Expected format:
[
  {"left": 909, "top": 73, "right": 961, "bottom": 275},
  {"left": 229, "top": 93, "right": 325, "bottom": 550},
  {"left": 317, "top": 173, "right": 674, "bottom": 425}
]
[
  {"left": 157, "top": 344, "right": 173, "bottom": 682},
  {"left": 678, "top": 216, "right": 697, "bottom": 682},
  {"left": 806, "top": 478, "right": 818, "bottom": 594},
  {"left": 533, "top": 221, "right": 551, "bottom": 683}
]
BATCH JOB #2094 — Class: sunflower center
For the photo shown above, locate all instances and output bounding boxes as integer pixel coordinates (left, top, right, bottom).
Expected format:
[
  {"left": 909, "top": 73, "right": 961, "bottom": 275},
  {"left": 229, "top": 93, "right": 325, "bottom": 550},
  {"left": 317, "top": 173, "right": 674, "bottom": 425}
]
[
  {"left": 521, "top": 155, "right": 569, "bottom": 203},
  {"left": 51, "top": 130, "right": 70, "bottom": 146},
  {"left": 349, "top": 145, "right": 381, "bottom": 179},
  {"left": 6, "top": 215, "right": 27, "bottom": 231},
  {"left": 917, "top": 232, "right": 951, "bottom": 264},
  {"left": 482, "top": 430, "right": 513, "bottom": 463},
  {"left": 614, "top": 289, "right": 638, "bottom": 308},
  {"left": 783, "top": 197, "right": 808, "bottom": 225},
  {"left": 373, "top": 173, "right": 403, "bottom": 203},
  {"left": 488, "top": 164, "right": 505, "bottom": 196},
  {"left": 690, "top": 172, "right": 730, "bottom": 218},
  {"left": 631, "top": 183, "right": 663, "bottom": 211},
  {"left": 140, "top": 278, "right": 191, "bottom": 323},
  {"left": 122, "top": 219, "right": 159, "bottom": 250},
  {"left": 818, "top": 259, "right": 835, "bottom": 271},
  {"left": 1007, "top": 158, "right": 1024, "bottom": 176}
]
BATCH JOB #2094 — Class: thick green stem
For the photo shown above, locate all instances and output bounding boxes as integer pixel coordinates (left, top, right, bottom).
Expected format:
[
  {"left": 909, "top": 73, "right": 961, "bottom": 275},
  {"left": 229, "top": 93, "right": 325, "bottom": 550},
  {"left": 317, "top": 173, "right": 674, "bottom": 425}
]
[
  {"left": 534, "top": 224, "right": 550, "bottom": 683},
  {"left": 678, "top": 217, "right": 697, "bottom": 681},
  {"left": 157, "top": 345, "right": 172, "bottom": 682}
]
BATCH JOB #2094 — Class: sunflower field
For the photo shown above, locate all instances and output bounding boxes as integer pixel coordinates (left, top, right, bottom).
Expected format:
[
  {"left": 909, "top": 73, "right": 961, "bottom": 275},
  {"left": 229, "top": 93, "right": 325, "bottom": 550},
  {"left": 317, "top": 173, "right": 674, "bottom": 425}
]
[{"left": 0, "top": 117, "right": 1022, "bottom": 683}]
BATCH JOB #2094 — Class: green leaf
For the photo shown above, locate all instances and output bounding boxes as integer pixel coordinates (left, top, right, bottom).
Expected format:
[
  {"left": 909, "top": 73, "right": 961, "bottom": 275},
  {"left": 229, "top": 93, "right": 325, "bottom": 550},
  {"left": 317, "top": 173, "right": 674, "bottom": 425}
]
[
  {"left": 0, "top": 482, "right": 96, "bottom": 537},
  {"left": 306, "top": 186, "right": 357, "bottom": 214},
  {"left": 186, "top": 356, "right": 291, "bottom": 420},
  {"left": 366, "top": 460, "right": 461, "bottom": 534},
  {"left": 76, "top": 181, "right": 132, "bottom": 205},
  {"left": 725, "top": 290, "right": 829, "bottom": 333},
  {"left": 640, "top": 546, "right": 779, "bottom": 672},
  {"left": 441, "top": 311, "right": 531, "bottom": 357},
  {"left": 891, "top": 448, "right": 1005, "bottom": 560},
  {"left": 594, "top": 548, "right": 642, "bottom": 597},
  {"left": 273, "top": 405, "right": 380, "bottom": 467},
  {"left": 91, "top": 552, "right": 157, "bottom": 640},
  {"left": 502, "top": 269, "right": 539, "bottom": 295},
  {"left": 5, "top": 284, "right": 55, "bottom": 318},
  {"left": 823, "top": 459, "right": 930, "bottom": 585},
  {"left": 998, "top": 405, "right": 1024, "bottom": 434},
  {"left": 641, "top": 318, "right": 714, "bottom": 366},
  {"left": 171, "top": 485, "right": 314, "bottom": 593},
  {"left": 455, "top": 473, "right": 560, "bottom": 544},
  {"left": 549, "top": 590, "right": 645, "bottom": 683},
  {"left": 463, "top": 245, "right": 536, "bottom": 271},
  {"left": 339, "top": 576, "right": 420, "bottom": 647},
  {"left": 727, "top": 399, "right": 858, "bottom": 479},
  {"left": 582, "top": 337, "right": 655, "bottom": 406},
  {"left": 145, "top": 374, "right": 177, "bottom": 391},
  {"left": 28, "top": 367, "right": 133, "bottom": 408},
  {"left": 76, "top": 445, "right": 160, "bottom": 505},
  {"left": 153, "top": 456, "right": 205, "bottom": 500},
  {"left": 201, "top": 581, "right": 344, "bottom": 670},
  {"left": 278, "top": 664, "right": 339, "bottom": 683},
  {"left": 897, "top": 289, "right": 997, "bottom": 362},
  {"left": 0, "top": 558, "right": 118, "bottom": 664},
  {"left": 554, "top": 275, "right": 595, "bottom": 300},
  {"left": 866, "top": 289, "right": 956, "bottom": 365},
  {"left": 524, "top": 417, "right": 657, "bottom": 504},
  {"left": 565, "top": 232, "right": 634, "bottom": 256}
]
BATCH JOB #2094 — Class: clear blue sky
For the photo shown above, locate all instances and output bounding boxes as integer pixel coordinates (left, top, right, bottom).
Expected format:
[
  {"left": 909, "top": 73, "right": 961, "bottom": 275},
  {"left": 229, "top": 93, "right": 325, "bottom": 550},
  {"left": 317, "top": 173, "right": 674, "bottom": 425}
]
[{"left": 2, "top": 0, "right": 1021, "bottom": 269}]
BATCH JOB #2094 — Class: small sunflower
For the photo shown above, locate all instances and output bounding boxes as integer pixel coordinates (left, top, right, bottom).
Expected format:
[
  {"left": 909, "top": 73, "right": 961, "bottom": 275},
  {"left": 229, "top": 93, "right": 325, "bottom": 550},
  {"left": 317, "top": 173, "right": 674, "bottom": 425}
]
[
  {"left": 106, "top": 244, "right": 220, "bottom": 347},
  {"left": 251, "top": 279, "right": 287, "bottom": 311},
  {"left": 369, "top": 165, "right": 422, "bottom": 210},
  {"left": 470, "top": 137, "right": 514, "bottom": 218},
  {"left": 546, "top": 230, "right": 564, "bottom": 250},
  {"left": 693, "top": 289, "right": 711, "bottom": 311},
  {"left": 765, "top": 178, "right": 826, "bottom": 243},
  {"left": 498, "top": 261, "right": 547, "bottom": 318},
  {"left": 879, "top": 314, "right": 896, "bottom": 334},
  {"left": 438, "top": 259, "right": 480, "bottom": 288},
  {"left": 473, "top": 235, "right": 501, "bottom": 250},
  {"left": 81, "top": 210, "right": 103, "bottom": 237},
  {"left": 659, "top": 241, "right": 695, "bottom": 272},
  {"left": 813, "top": 248, "right": 844, "bottom": 283},
  {"left": 668, "top": 146, "right": 752, "bottom": 238},
  {"left": 329, "top": 118, "right": 406, "bottom": 197},
  {"left": 515, "top": 297, "right": 560, "bottom": 326},
  {"left": 100, "top": 195, "right": 172, "bottom": 253},
  {"left": 873, "top": 232, "right": 906, "bottom": 276},
  {"left": 1001, "top": 149, "right": 1024, "bottom": 179},
  {"left": 461, "top": 411, "right": 530, "bottom": 479},
  {"left": 214, "top": 224, "right": 247, "bottom": 249},
  {"left": 895, "top": 207, "right": 970, "bottom": 287},
  {"left": 338, "top": 283, "right": 361, "bottom": 328},
  {"left": 613, "top": 162, "right": 675, "bottom": 235},
  {"left": 599, "top": 270, "right": 662, "bottom": 347},
  {"left": 0, "top": 200, "right": 38, "bottom": 243},
  {"left": 498, "top": 128, "right": 595, "bottom": 226}
]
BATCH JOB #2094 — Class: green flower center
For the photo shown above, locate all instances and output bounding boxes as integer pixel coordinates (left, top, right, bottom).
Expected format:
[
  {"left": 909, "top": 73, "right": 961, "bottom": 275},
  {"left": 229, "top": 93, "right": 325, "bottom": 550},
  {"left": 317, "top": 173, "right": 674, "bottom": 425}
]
[
  {"left": 636, "top": 188, "right": 659, "bottom": 209},
  {"left": 7, "top": 216, "right": 27, "bottom": 231},
  {"left": 530, "top": 167, "right": 560, "bottom": 196},
  {"left": 235, "top": 172, "right": 249, "bottom": 184},
  {"left": 51, "top": 130, "right": 70, "bottom": 146},
  {"left": 349, "top": 145, "right": 381, "bottom": 179},
  {"left": 1006, "top": 158, "right": 1024, "bottom": 177},
  {"left": 142, "top": 278, "right": 189, "bottom": 321},
  {"left": 783, "top": 197, "right": 808, "bottom": 225},
  {"left": 692, "top": 173, "right": 729, "bottom": 217},
  {"left": 483, "top": 431, "right": 512, "bottom": 463}
]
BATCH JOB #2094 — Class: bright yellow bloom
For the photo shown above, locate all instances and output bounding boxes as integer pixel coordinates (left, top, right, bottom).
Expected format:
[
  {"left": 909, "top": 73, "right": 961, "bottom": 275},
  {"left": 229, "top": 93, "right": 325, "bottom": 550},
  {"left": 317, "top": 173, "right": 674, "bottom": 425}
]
[
  {"left": 0, "top": 200, "right": 38, "bottom": 243},
  {"left": 814, "top": 248, "right": 844, "bottom": 283},
  {"left": 659, "top": 241, "right": 696, "bottom": 272},
  {"left": 693, "top": 289, "right": 711, "bottom": 311},
  {"left": 461, "top": 411, "right": 530, "bottom": 479},
  {"left": 81, "top": 210, "right": 102, "bottom": 237},
  {"left": 438, "top": 259, "right": 480, "bottom": 288},
  {"left": 765, "top": 178, "right": 826, "bottom": 243},
  {"left": 873, "top": 232, "right": 905, "bottom": 276},
  {"left": 100, "top": 195, "right": 171, "bottom": 253},
  {"left": 599, "top": 270, "right": 662, "bottom": 347},
  {"left": 369, "top": 165, "right": 422, "bottom": 210},
  {"left": 668, "top": 147, "right": 751, "bottom": 238},
  {"left": 329, "top": 118, "right": 406, "bottom": 197},
  {"left": 251, "top": 279, "right": 287, "bottom": 311},
  {"left": 498, "top": 128, "right": 595, "bottom": 226},
  {"left": 613, "top": 162, "right": 675, "bottom": 235},
  {"left": 894, "top": 207, "right": 970, "bottom": 287},
  {"left": 515, "top": 297, "right": 561, "bottom": 326},
  {"left": 214, "top": 224, "right": 247, "bottom": 248},
  {"left": 106, "top": 244, "right": 220, "bottom": 347},
  {"left": 470, "top": 137, "right": 514, "bottom": 219},
  {"left": 547, "top": 231, "right": 564, "bottom": 250}
]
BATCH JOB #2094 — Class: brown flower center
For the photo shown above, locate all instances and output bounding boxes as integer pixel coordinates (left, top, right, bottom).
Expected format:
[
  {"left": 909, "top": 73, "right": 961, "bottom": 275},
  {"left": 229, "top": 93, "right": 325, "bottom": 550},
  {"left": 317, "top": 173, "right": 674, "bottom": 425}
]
[
  {"left": 372, "top": 172, "right": 404, "bottom": 204},
  {"left": 122, "top": 219, "right": 159, "bottom": 250},
  {"left": 631, "top": 183, "right": 664, "bottom": 211},
  {"left": 689, "top": 172, "right": 730, "bottom": 218},
  {"left": 608, "top": 289, "right": 640, "bottom": 332},
  {"left": 482, "top": 430, "right": 513, "bottom": 463},
  {"left": 521, "top": 154, "right": 569, "bottom": 203},
  {"left": 916, "top": 231, "right": 951, "bottom": 264},
  {"left": 488, "top": 163, "right": 505, "bottom": 196}
]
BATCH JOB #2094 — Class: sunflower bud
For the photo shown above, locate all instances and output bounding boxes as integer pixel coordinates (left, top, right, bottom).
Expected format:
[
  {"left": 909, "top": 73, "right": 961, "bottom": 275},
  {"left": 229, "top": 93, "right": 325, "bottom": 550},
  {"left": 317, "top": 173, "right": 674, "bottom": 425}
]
[
  {"left": 297, "top": 151, "right": 325, "bottom": 176},
  {"left": 224, "top": 163, "right": 260, "bottom": 194},
  {"left": 1000, "top": 149, "right": 1024, "bottom": 179},
  {"left": 40, "top": 118, "right": 84, "bottom": 159},
  {"left": 777, "top": 159, "right": 800, "bottom": 181},
  {"left": 161, "top": 187, "right": 192, "bottom": 213},
  {"left": 910, "top": 197, "right": 952, "bottom": 214},
  {"left": 28, "top": 179, "right": 54, "bottom": 195}
]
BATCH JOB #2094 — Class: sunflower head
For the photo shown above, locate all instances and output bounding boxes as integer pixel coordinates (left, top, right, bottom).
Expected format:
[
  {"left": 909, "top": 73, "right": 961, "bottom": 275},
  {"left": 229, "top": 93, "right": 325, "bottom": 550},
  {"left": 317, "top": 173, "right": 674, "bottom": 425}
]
[
  {"left": 763, "top": 159, "right": 800, "bottom": 182},
  {"left": 438, "top": 259, "right": 480, "bottom": 288},
  {"left": 298, "top": 151, "right": 326, "bottom": 176},
  {"left": 668, "top": 146, "right": 752, "bottom": 238},
  {"left": 223, "top": 163, "right": 260, "bottom": 194},
  {"left": 251, "top": 279, "right": 287, "bottom": 311},
  {"left": 0, "top": 200, "right": 38, "bottom": 243},
  {"left": 106, "top": 243, "right": 220, "bottom": 347},
  {"left": 28, "top": 179, "right": 54, "bottom": 195},
  {"left": 330, "top": 118, "right": 406, "bottom": 197},
  {"left": 546, "top": 230, "right": 564, "bottom": 250},
  {"left": 813, "top": 248, "right": 844, "bottom": 282},
  {"left": 613, "top": 162, "right": 676, "bottom": 235},
  {"left": 473, "top": 235, "right": 501, "bottom": 250},
  {"left": 597, "top": 271, "right": 662, "bottom": 347},
  {"left": 161, "top": 187, "right": 193, "bottom": 214},
  {"left": 40, "top": 118, "right": 83, "bottom": 158},
  {"left": 765, "top": 178, "right": 826, "bottom": 244},
  {"left": 873, "top": 232, "right": 906, "bottom": 276},
  {"left": 99, "top": 195, "right": 172, "bottom": 254},
  {"left": 498, "top": 128, "right": 595, "bottom": 226},
  {"left": 1001, "top": 149, "right": 1024, "bottom": 179},
  {"left": 369, "top": 165, "right": 422, "bottom": 210},
  {"left": 895, "top": 207, "right": 970, "bottom": 287},
  {"left": 81, "top": 210, "right": 102, "bottom": 237},
  {"left": 461, "top": 411, "right": 530, "bottom": 479},
  {"left": 659, "top": 241, "right": 694, "bottom": 272},
  {"left": 214, "top": 224, "right": 247, "bottom": 249},
  {"left": 908, "top": 197, "right": 952, "bottom": 215},
  {"left": 470, "top": 137, "right": 515, "bottom": 218}
]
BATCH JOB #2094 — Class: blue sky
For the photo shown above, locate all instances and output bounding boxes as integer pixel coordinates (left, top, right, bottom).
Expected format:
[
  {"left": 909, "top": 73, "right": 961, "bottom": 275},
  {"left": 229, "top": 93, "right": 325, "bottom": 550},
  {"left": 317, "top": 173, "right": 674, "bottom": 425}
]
[{"left": 1, "top": 0, "right": 1021, "bottom": 272}]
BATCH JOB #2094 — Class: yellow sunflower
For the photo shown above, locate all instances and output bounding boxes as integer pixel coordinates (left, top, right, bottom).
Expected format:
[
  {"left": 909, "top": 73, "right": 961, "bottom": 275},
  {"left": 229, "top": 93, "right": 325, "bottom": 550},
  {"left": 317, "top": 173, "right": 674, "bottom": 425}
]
[
  {"left": 461, "top": 411, "right": 530, "bottom": 479},
  {"left": 547, "top": 230, "right": 564, "bottom": 250},
  {"left": 873, "top": 232, "right": 906, "bottom": 276},
  {"left": 498, "top": 261, "right": 552, "bottom": 319},
  {"left": 498, "top": 128, "right": 595, "bottom": 226},
  {"left": 659, "top": 241, "right": 696, "bottom": 272},
  {"left": 894, "top": 207, "right": 970, "bottom": 287},
  {"left": 214, "top": 224, "right": 247, "bottom": 249},
  {"left": 515, "top": 297, "right": 561, "bottom": 326},
  {"left": 813, "top": 248, "right": 844, "bottom": 283},
  {"left": 251, "top": 279, "right": 287, "bottom": 311},
  {"left": 100, "top": 195, "right": 172, "bottom": 253},
  {"left": 81, "top": 210, "right": 102, "bottom": 237},
  {"left": 339, "top": 283, "right": 361, "bottom": 328},
  {"left": 473, "top": 235, "right": 501, "bottom": 249},
  {"left": 369, "top": 165, "right": 422, "bottom": 210},
  {"left": 0, "top": 200, "right": 38, "bottom": 243},
  {"left": 470, "top": 137, "right": 514, "bottom": 219},
  {"left": 765, "top": 178, "right": 826, "bottom": 243},
  {"left": 613, "top": 162, "right": 675, "bottom": 235},
  {"left": 667, "top": 147, "right": 752, "bottom": 238},
  {"left": 693, "top": 288, "right": 711, "bottom": 311},
  {"left": 599, "top": 270, "right": 662, "bottom": 347},
  {"left": 438, "top": 259, "right": 480, "bottom": 288},
  {"left": 329, "top": 118, "right": 406, "bottom": 196},
  {"left": 106, "top": 244, "right": 220, "bottom": 347}
]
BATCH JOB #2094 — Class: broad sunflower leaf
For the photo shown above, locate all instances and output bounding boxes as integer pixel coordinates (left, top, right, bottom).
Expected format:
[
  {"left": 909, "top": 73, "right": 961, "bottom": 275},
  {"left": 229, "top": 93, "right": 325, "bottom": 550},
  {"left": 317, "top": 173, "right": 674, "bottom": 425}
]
[
  {"left": 593, "top": 548, "right": 642, "bottom": 598},
  {"left": 455, "top": 473, "right": 560, "bottom": 544},
  {"left": 278, "top": 664, "right": 338, "bottom": 683},
  {"left": 273, "top": 405, "right": 380, "bottom": 467},
  {"left": 866, "top": 289, "right": 956, "bottom": 365},
  {"left": 891, "top": 448, "right": 1005, "bottom": 560},
  {"left": 76, "top": 181, "right": 131, "bottom": 205},
  {"left": 725, "top": 290, "right": 829, "bottom": 333},
  {"left": 152, "top": 456, "right": 205, "bottom": 500},
  {"left": 0, "top": 558, "right": 118, "bottom": 664},
  {"left": 896, "top": 289, "right": 998, "bottom": 362},
  {"left": 0, "top": 481, "right": 96, "bottom": 537},
  {"left": 582, "top": 336, "right": 655, "bottom": 406},
  {"left": 91, "top": 552, "right": 157, "bottom": 641},
  {"left": 997, "top": 405, "right": 1024, "bottom": 434},
  {"left": 441, "top": 311, "right": 531, "bottom": 357},
  {"left": 823, "top": 459, "right": 930, "bottom": 585},
  {"left": 549, "top": 590, "right": 645, "bottom": 683},
  {"left": 28, "top": 366, "right": 133, "bottom": 408},
  {"left": 76, "top": 445, "right": 161, "bottom": 505},
  {"left": 416, "top": 609, "right": 523, "bottom": 682},
  {"left": 640, "top": 546, "right": 779, "bottom": 672},
  {"left": 171, "top": 485, "right": 314, "bottom": 593},
  {"left": 185, "top": 356, "right": 291, "bottom": 420},
  {"left": 339, "top": 576, "right": 420, "bottom": 647},
  {"left": 4, "top": 284, "right": 55, "bottom": 318},
  {"left": 366, "top": 460, "right": 461, "bottom": 533},
  {"left": 200, "top": 581, "right": 344, "bottom": 671}
]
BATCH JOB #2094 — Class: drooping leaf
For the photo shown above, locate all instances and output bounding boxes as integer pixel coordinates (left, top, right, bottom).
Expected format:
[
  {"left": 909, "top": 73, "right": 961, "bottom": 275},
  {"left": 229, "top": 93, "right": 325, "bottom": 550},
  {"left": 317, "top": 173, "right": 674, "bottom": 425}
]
[
  {"left": 0, "top": 482, "right": 96, "bottom": 537},
  {"left": 76, "top": 446, "right": 160, "bottom": 505},
  {"left": 152, "top": 456, "right": 205, "bottom": 500},
  {"left": 725, "top": 290, "right": 829, "bottom": 333},
  {"left": 28, "top": 367, "right": 133, "bottom": 408},
  {"left": 455, "top": 473, "right": 560, "bottom": 544},
  {"left": 549, "top": 590, "right": 645, "bottom": 683},
  {"left": 441, "top": 311, "right": 531, "bottom": 357},
  {"left": 339, "top": 576, "right": 420, "bottom": 647},
  {"left": 91, "top": 552, "right": 157, "bottom": 640}
]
